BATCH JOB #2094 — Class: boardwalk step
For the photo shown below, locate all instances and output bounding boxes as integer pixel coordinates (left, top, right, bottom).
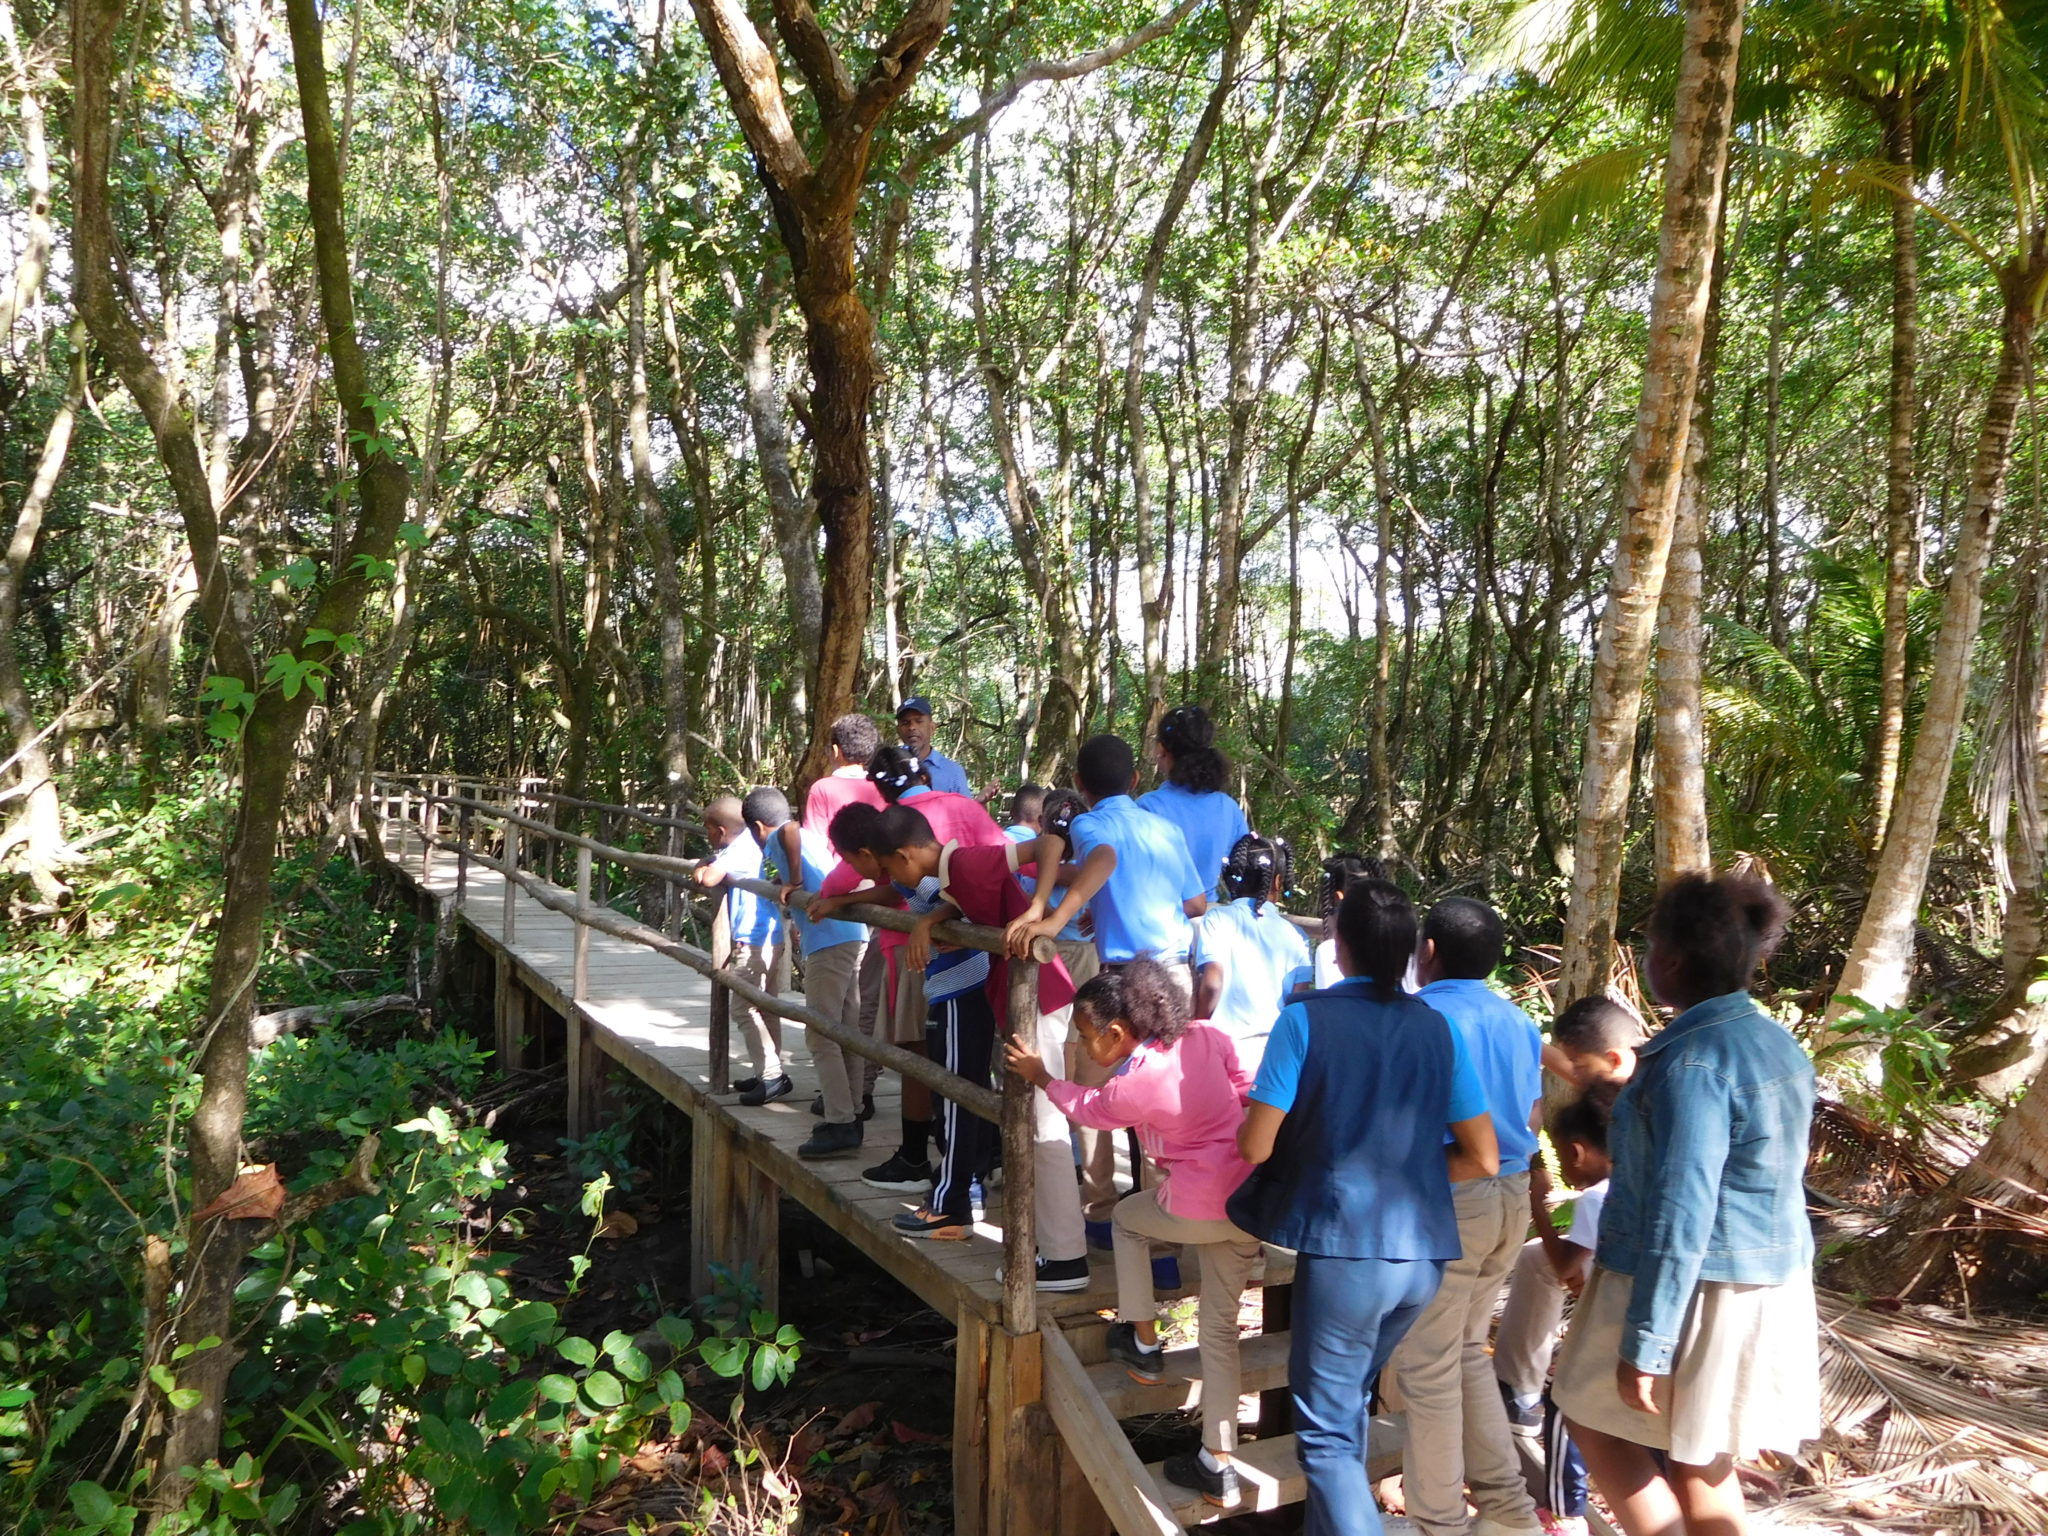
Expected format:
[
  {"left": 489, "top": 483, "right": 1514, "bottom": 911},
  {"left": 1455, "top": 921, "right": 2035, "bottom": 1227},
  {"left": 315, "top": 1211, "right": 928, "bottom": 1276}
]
[
  {"left": 1088, "top": 1330, "right": 1293, "bottom": 1418},
  {"left": 1145, "top": 1418, "right": 1403, "bottom": 1527}
]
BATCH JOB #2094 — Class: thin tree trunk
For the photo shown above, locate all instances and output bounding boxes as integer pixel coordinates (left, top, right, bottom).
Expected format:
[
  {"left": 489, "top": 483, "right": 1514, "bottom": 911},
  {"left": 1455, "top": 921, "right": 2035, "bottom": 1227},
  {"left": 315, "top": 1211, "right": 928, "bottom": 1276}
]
[
  {"left": 1556, "top": 0, "right": 1745, "bottom": 1006},
  {"left": 737, "top": 280, "right": 821, "bottom": 723},
  {"left": 1124, "top": 0, "right": 1250, "bottom": 741},
  {"left": 1762, "top": 222, "right": 1790, "bottom": 652},
  {"left": 1652, "top": 214, "right": 1726, "bottom": 886},
  {"left": 0, "top": 336, "right": 84, "bottom": 901},
  {"left": 1871, "top": 90, "right": 1921, "bottom": 853},
  {"left": 1825, "top": 236, "right": 2048, "bottom": 1040}
]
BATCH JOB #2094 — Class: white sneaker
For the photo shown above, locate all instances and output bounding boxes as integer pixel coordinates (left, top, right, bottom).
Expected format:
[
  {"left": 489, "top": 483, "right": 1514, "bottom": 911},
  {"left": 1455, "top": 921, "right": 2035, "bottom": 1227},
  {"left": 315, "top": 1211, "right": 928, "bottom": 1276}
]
[
  {"left": 1377, "top": 1519, "right": 1421, "bottom": 1535},
  {"left": 1473, "top": 1520, "right": 1546, "bottom": 1536}
]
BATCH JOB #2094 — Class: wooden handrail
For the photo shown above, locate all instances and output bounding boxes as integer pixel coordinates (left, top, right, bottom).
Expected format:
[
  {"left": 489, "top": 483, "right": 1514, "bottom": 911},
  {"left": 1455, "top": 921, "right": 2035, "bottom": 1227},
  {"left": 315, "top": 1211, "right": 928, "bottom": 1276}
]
[
  {"left": 381, "top": 779, "right": 1054, "bottom": 963},
  {"left": 378, "top": 772, "right": 704, "bottom": 832}
]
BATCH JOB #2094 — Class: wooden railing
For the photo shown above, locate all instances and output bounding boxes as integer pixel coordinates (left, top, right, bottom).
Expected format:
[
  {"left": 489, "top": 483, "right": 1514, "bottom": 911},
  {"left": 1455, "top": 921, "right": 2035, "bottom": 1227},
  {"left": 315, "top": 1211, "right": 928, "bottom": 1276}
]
[{"left": 368, "top": 774, "right": 1052, "bottom": 1332}]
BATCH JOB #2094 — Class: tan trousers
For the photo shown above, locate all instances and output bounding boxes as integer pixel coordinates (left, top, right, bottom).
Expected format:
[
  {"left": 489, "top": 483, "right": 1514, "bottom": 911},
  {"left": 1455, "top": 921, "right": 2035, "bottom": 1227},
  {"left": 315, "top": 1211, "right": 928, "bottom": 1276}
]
[
  {"left": 1387, "top": 1171, "right": 1539, "bottom": 1536},
  {"left": 730, "top": 940, "right": 782, "bottom": 1080},
  {"left": 1112, "top": 1187, "right": 1259, "bottom": 1454},
  {"left": 855, "top": 939, "right": 886, "bottom": 1095},
  {"left": 801, "top": 939, "right": 865, "bottom": 1125},
  {"left": 1029, "top": 1003, "right": 1087, "bottom": 1263},
  {"left": 1054, "top": 942, "right": 1121, "bottom": 1223},
  {"left": 1494, "top": 1237, "right": 1567, "bottom": 1404}
]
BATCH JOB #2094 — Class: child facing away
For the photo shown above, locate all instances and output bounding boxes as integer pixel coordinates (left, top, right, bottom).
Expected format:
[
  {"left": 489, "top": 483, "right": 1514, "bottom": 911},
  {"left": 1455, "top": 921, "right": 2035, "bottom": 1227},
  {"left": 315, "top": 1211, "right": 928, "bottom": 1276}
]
[
  {"left": 1004, "top": 959, "right": 1261, "bottom": 1509},
  {"left": 805, "top": 713, "right": 887, "bottom": 831},
  {"left": 1004, "top": 783, "right": 1046, "bottom": 841},
  {"left": 1548, "top": 994, "right": 1648, "bottom": 1086},
  {"left": 1137, "top": 704, "right": 1250, "bottom": 899},
  {"left": 1495, "top": 1082, "right": 1624, "bottom": 1536},
  {"left": 1192, "top": 832, "right": 1313, "bottom": 1074},
  {"left": 746, "top": 787, "right": 870, "bottom": 1159},
  {"left": 690, "top": 795, "right": 787, "bottom": 1103}
]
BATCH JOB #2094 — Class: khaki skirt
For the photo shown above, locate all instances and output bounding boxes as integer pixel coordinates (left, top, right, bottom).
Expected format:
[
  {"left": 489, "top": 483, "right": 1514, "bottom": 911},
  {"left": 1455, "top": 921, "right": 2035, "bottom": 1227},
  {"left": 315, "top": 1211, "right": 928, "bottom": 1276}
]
[{"left": 1552, "top": 1263, "right": 1819, "bottom": 1466}]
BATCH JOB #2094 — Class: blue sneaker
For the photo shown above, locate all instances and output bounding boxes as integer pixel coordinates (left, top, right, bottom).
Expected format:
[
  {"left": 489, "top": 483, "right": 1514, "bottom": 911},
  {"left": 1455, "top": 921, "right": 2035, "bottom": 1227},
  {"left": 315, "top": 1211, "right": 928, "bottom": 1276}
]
[
  {"left": 1152, "top": 1253, "right": 1181, "bottom": 1289},
  {"left": 1085, "top": 1220, "right": 1113, "bottom": 1251}
]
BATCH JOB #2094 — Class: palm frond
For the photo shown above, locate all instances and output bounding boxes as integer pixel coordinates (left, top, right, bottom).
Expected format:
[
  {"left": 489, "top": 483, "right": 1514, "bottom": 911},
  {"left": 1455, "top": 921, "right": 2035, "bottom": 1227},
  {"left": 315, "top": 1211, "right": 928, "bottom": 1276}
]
[{"left": 1518, "top": 143, "right": 1660, "bottom": 253}]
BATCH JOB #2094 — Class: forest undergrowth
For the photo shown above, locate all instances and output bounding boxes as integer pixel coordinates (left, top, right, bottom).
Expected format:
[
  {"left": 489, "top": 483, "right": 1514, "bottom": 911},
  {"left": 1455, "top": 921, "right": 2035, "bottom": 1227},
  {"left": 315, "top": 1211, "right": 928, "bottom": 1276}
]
[{"left": 0, "top": 773, "right": 882, "bottom": 1536}]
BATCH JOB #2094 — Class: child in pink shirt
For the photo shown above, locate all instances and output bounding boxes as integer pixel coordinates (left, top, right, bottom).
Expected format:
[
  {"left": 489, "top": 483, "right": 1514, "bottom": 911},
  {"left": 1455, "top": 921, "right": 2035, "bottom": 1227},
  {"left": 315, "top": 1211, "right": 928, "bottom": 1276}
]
[{"left": 1004, "top": 958, "right": 1260, "bottom": 1507}]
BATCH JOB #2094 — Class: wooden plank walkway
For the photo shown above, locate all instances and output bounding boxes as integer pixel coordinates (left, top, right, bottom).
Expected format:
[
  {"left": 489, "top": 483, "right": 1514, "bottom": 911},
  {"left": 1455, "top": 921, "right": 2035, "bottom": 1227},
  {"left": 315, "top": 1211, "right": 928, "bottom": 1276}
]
[{"left": 379, "top": 819, "right": 1174, "bottom": 1328}]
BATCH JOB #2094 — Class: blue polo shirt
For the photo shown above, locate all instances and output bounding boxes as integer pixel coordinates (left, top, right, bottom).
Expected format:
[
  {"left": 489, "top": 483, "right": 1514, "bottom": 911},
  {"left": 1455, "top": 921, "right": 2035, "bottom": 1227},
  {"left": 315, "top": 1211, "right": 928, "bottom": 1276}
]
[
  {"left": 920, "top": 750, "right": 972, "bottom": 797},
  {"left": 759, "top": 825, "right": 864, "bottom": 954},
  {"left": 711, "top": 835, "right": 778, "bottom": 947},
  {"left": 1137, "top": 781, "right": 1250, "bottom": 898},
  {"left": 1416, "top": 977, "right": 1543, "bottom": 1176},
  {"left": 1070, "top": 794, "right": 1205, "bottom": 964}
]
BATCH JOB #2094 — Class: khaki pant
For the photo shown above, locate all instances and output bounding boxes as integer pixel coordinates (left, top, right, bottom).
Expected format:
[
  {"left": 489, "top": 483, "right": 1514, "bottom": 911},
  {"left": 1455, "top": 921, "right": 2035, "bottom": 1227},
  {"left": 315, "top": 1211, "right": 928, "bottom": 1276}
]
[
  {"left": 802, "top": 939, "right": 865, "bottom": 1125},
  {"left": 1495, "top": 1237, "right": 1568, "bottom": 1404},
  {"left": 855, "top": 939, "right": 887, "bottom": 1095},
  {"left": 1056, "top": 942, "right": 1123, "bottom": 1223},
  {"left": 1028, "top": 1003, "right": 1086, "bottom": 1263},
  {"left": 1387, "top": 1171, "right": 1539, "bottom": 1536},
  {"left": 729, "top": 941, "right": 783, "bottom": 1080},
  {"left": 1112, "top": 1187, "right": 1259, "bottom": 1454}
]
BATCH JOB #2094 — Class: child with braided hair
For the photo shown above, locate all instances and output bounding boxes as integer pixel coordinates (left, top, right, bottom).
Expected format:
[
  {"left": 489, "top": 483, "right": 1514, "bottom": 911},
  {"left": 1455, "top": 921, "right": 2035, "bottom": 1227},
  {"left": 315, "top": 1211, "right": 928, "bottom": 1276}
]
[{"left": 1193, "top": 833, "right": 1314, "bottom": 1073}]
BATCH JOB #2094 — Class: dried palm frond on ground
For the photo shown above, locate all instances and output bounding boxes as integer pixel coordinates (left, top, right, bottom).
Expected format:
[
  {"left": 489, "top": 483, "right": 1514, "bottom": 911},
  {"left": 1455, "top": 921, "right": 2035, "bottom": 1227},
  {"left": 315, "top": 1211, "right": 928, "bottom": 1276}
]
[
  {"left": 1769, "top": 1291, "right": 2048, "bottom": 1534},
  {"left": 1808, "top": 1096, "right": 1959, "bottom": 1207}
]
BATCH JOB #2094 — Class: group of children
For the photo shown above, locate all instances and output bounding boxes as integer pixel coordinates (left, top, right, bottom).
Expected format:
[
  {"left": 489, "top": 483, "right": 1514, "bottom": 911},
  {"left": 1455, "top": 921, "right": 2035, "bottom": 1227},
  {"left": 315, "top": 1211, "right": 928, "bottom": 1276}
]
[{"left": 690, "top": 698, "right": 1819, "bottom": 1536}]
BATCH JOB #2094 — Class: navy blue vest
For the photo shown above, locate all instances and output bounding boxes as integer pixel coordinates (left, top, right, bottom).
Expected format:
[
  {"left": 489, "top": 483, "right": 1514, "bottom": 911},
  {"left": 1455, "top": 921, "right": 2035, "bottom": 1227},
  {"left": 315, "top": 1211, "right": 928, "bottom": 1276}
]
[{"left": 1228, "top": 988, "right": 1461, "bottom": 1261}]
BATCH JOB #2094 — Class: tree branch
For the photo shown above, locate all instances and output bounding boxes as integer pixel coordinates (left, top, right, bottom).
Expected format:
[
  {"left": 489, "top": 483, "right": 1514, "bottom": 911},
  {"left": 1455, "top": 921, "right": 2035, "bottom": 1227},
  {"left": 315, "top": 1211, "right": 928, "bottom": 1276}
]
[
  {"left": 770, "top": 0, "right": 854, "bottom": 119},
  {"left": 687, "top": 0, "right": 814, "bottom": 194}
]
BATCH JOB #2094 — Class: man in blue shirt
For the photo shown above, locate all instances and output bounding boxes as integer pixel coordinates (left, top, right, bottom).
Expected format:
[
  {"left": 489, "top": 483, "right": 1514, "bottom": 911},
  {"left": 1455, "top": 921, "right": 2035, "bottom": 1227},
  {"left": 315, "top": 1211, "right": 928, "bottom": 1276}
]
[
  {"left": 1386, "top": 898, "right": 1545, "bottom": 1536},
  {"left": 1008, "top": 734, "right": 1207, "bottom": 989},
  {"left": 895, "top": 696, "right": 973, "bottom": 797},
  {"left": 691, "top": 795, "right": 787, "bottom": 1103}
]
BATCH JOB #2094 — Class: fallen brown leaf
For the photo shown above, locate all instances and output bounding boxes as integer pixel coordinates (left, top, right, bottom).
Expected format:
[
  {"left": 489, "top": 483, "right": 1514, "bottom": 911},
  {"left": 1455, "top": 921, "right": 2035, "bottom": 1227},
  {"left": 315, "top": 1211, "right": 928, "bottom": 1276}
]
[
  {"left": 831, "top": 1401, "right": 883, "bottom": 1437},
  {"left": 193, "top": 1164, "right": 286, "bottom": 1223}
]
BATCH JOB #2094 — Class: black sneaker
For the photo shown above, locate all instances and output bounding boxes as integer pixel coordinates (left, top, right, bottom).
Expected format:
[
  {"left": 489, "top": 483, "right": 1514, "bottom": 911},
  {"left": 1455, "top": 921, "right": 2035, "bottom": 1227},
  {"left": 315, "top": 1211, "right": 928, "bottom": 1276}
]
[
  {"left": 731, "top": 1076, "right": 763, "bottom": 1095},
  {"left": 1162, "top": 1450, "right": 1239, "bottom": 1508},
  {"left": 798, "top": 1121, "right": 864, "bottom": 1159},
  {"left": 993, "top": 1255, "right": 1091, "bottom": 1293},
  {"left": 860, "top": 1091, "right": 875, "bottom": 1121},
  {"left": 738, "top": 1074, "right": 794, "bottom": 1107},
  {"left": 861, "top": 1151, "right": 935, "bottom": 1191},
  {"left": 1106, "top": 1321, "right": 1165, "bottom": 1384},
  {"left": 810, "top": 1093, "right": 826, "bottom": 1116}
]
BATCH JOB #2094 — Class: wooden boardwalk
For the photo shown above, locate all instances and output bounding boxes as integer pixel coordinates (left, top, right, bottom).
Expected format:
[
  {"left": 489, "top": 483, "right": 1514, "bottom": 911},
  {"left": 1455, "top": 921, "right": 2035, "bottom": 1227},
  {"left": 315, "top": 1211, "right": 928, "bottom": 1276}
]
[{"left": 369, "top": 797, "right": 1392, "bottom": 1536}]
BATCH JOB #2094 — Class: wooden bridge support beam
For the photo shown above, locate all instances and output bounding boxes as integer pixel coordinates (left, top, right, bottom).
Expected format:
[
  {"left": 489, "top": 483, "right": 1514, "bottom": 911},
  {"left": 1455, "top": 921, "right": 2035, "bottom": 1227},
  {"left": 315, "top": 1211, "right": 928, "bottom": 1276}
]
[
  {"left": 954, "top": 1318, "right": 1110, "bottom": 1536},
  {"left": 688, "top": 1113, "right": 779, "bottom": 1312},
  {"left": 493, "top": 955, "right": 534, "bottom": 1072},
  {"left": 565, "top": 1011, "right": 609, "bottom": 1140}
]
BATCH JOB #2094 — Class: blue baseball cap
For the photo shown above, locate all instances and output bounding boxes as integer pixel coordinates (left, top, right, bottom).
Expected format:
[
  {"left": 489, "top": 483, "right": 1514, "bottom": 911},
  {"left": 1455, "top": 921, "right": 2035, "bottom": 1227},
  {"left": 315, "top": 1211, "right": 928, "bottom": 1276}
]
[{"left": 896, "top": 696, "right": 934, "bottom": 717}]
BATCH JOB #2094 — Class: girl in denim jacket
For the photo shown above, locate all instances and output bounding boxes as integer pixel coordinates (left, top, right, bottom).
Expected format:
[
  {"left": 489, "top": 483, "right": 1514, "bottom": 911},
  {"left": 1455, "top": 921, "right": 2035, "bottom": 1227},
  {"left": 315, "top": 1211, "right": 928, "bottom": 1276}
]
[{"left": 1551, "top": 874, "right": 1818, "bottom": 1536}]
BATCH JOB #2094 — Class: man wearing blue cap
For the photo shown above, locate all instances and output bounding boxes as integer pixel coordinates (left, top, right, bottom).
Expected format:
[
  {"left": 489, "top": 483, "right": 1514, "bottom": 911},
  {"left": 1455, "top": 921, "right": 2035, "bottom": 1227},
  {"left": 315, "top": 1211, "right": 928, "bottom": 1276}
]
[{"left": 895, "top": 696, "right": 973, "bottom": 797}]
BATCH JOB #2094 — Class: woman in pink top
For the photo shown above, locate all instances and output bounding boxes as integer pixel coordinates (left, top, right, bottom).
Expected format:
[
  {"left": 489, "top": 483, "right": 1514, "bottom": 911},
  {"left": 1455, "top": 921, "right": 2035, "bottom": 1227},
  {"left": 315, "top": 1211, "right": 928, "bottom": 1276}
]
[{"left": 1004, "top": 958, "right": 1260, "bottom": 1508}]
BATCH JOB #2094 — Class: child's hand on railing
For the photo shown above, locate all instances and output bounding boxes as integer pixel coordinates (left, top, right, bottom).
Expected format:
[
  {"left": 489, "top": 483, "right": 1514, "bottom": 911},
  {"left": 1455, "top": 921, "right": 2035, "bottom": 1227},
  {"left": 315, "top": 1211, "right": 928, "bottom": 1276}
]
[
  {"left": 778, "top": 883, "right": 802, "bottom": 908},
  {"left": 1004, "top": 914, "right": 1049, "bottom": 957},
  {"left": 1002, "top": 1037, "right": 1052, "bottom": 1088},
  {"left": 906, "top": 913, "right": 942, "bottom": 970}
]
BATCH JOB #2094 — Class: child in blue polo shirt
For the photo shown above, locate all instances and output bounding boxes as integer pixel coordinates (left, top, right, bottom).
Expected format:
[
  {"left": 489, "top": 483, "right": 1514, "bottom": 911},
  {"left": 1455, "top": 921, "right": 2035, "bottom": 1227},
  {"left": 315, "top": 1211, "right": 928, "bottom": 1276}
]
[
  {"left": 1138, "top": 703, "right": 1249, "bottom": 898},
  {"left": 1008, "top": 734, "right": 1207, "bottom": 990},
  {"left": 1385, "top": 896, "right": 1546, "bottom": 1536},
  {"left": 746, "top": 786, "right": 871, "bottom": 1160},
  {"left": 691, "top": 794, "right": 787, "bottom": 1103}
]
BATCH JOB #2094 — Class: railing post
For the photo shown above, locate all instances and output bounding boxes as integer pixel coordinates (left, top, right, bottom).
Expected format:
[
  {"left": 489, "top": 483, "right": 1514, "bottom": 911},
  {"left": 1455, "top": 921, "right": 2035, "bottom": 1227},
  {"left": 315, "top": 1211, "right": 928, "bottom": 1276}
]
[
  {"left": 1001, "top": 958, "right": 1042, "bottom": 1337},
  {"left": 594, "top": 809, "right": 611, "bottom": 909},
  {"left": 420, "top": 792, "right": 440, "bottom": 886},
  {"left": 456, "top": 800, "right": 471, "bottom": 909},
  {"left": 544, "top": 794, "right": 559, "bottom": 888},
  {"left": 573, "top": 845, "right": 593, "bottom": 1004},
  {"left": 502, "top": 819, "right": 520, "bottom": 945},
  {"left": 707, "top": 886, "right": 732, "bottom": 1094}
]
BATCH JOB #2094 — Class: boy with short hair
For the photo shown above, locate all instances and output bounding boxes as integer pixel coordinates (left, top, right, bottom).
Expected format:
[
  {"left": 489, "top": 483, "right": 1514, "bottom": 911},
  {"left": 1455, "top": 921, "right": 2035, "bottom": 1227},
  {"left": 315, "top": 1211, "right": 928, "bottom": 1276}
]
[
  {"left": 1387, "top": 896, "right": 1546, "bottom": 1536},
  {"left": 1495, "top": 1084, "right": 1621, "bottom": 1536},
  {"left": 691, "top": 795, "right": 787, "bottom": 1104},
  {"left": 805, "top": 713, "right": 887, "bottom": 831},
  {"left": 1549, "top": 995, "right": 1647, "bottom": 1085},
  {"left": 1005, "top": 783, "right": 1046, "bottom": 841},
  {"left": 1008, "top": 734, "right": 1208, "bottom": 992},
  {"left": 878, "top": 806, "right": 1089, "bottom": 1285},
  {"left": 747, "top": 786, "right": 870, "bottom": 1159}
]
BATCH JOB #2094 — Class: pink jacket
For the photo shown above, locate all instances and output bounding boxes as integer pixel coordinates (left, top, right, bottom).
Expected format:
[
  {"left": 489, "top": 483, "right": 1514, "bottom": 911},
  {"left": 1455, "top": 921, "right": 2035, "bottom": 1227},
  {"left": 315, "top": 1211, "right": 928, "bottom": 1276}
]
[
  {"left": 899, "top": 789, "right": 1007, "bottom": 850},
  {"left": 1045, "top": 1022, "right": 1255, "bottom": 1221}
]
